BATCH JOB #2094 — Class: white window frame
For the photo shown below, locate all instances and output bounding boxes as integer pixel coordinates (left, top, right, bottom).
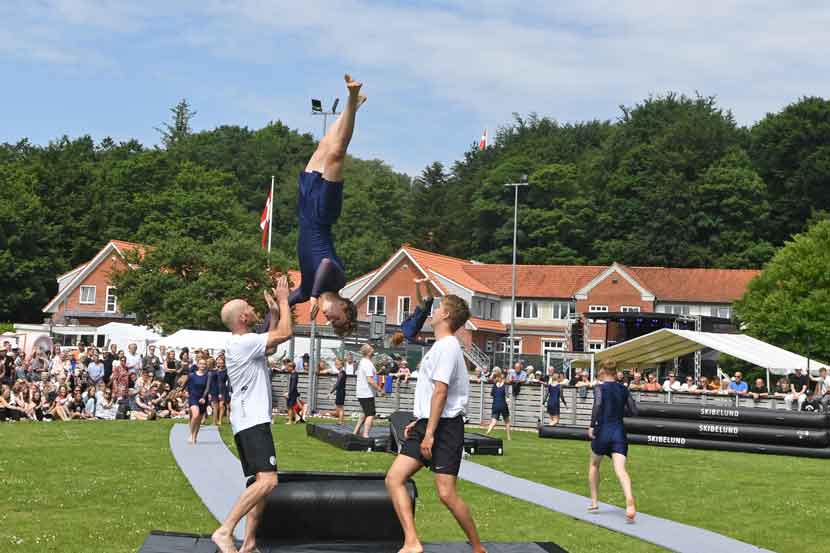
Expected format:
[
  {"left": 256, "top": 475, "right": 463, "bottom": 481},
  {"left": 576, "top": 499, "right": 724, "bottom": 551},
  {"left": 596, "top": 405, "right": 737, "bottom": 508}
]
[
  {"left": 105, "top": 287, "right": 118, "bottom": 313},
  {"left": 497, "top": 338, "right": 522, "bottom": 355},
  {"left": 588, "top": 305, "right": 608, "bottom": 313},
  {"left": 367, "top": 295, "right": 386, "bottom": 316},
  {"left": 621, "top": 305, "right": 641, "bottom": 313},
  {"left": 79, "top": 285, "right": 96, "bottom": 305},
  {"left": 515, "top": 301, "right": 539, "bottom": 319},
  {"left": 588, "top": 341, "right": 604, "bottom": 352},
  {"left": 542, "top": 339, "right": 566, "bottom": 357},
  {"left": 397, "top": 296, "right": 411, "bottom": 324},
  {"left": 551, "top": 301, "right": 574, "bottom": 320},
  {"left": 485, "top": 339, "right": 494, "bottom": 353}
]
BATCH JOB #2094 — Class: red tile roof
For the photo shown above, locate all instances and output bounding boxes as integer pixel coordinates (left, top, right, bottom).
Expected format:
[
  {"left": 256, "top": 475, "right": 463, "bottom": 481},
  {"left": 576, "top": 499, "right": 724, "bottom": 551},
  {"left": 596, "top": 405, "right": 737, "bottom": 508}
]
[
  {"left": 467, "top": 318, "right": 507, "bottom": 332},
  {"left": 399, "top": 246, "right": 758, "bottom": 304},
  {"left": 629, "top": 267, "right": 760, "bottom": 303},
  {"left": 286, "top": 270, "right": 325, "bottom": 325},
  {"left": 464, "top": 264, "right": 606, "bottom": 298}
]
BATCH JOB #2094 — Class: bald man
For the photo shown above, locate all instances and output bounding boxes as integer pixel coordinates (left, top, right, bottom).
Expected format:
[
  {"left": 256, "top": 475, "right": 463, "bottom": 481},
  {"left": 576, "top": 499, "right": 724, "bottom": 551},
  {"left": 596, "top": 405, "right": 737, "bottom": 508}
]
[{"left": 212, "top": 277, "right": 293, "bottom": 553}]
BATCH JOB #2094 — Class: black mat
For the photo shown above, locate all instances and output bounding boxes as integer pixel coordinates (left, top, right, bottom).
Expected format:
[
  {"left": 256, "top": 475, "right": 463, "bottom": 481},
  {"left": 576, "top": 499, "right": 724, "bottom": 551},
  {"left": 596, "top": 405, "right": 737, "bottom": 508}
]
[
  {"left": 306, "top": 423, "right": 392, "bottom": 452},
  {"left": 389, "top": 411, "right": 504, "bottom": 455},
  {"left": 138, "top": 531, "right": 568, "bottom": 553}
]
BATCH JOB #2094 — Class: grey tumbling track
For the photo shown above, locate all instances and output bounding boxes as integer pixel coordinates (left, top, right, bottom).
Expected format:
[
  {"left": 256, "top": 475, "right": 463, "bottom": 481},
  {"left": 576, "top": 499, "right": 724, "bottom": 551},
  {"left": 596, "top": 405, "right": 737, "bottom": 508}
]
[
  {"left": 458, "top": 461, "right": 773, "bottom": 553},
  {"left": 170, "top": 424, "right": 249, "bottom": 540},
  {"left": 171, "top": 424, "right": 772, "bottom": 553}
]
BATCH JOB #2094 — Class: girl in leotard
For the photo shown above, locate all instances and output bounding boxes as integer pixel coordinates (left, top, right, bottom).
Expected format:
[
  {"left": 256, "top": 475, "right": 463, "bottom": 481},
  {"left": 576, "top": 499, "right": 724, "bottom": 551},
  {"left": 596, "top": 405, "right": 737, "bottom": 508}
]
[
  {"left": 328, "top": 358, "right": 348, "bottom": 425},
  {"left": 542, "top": 367, "right": 567, "bottom": 426},
  {"left": 485, "top": 368, "right": 511, "bottom": 440},
  {"left": 186, "top": 358, "right": 210, "bottom": 444},
  {"left": 588, "top": 361, "right": 638, "bottom": 521},
  {"left": 391, "top": 278, "right": 435, "bottom": 347}
]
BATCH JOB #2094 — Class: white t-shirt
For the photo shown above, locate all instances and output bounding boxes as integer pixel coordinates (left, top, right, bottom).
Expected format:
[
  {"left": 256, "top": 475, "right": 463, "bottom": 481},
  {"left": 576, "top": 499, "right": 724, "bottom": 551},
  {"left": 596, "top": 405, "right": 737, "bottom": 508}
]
[
  {"left": 413, "top": 336, "right": 469, "bottom": 419},
  {"left": 345, "top": 361, "right": 356, "bottom": 376},
  {"left": 355, "top": 358, "right": 376, "bottom": 399},
  {"left": 124, "top": 352, "right": 142, "bottom": 373},
  {"left": 225, "top": 333, "right": 272, "bottom": 435}
]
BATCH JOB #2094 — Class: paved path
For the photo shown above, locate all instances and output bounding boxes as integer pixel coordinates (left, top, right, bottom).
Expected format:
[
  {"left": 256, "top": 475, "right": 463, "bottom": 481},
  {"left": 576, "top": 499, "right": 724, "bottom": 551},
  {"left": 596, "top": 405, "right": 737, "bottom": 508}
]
[{"left": 458, "top": 460, "right": 774, "bottom": 553}]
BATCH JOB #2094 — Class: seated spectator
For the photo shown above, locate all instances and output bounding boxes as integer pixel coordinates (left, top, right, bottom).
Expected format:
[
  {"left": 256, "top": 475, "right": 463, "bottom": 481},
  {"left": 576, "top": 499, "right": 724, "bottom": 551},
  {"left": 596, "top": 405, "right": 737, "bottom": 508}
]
[
  {"left": 662, "top": 373, "right": 681, "bottom": 392},
  {"left": 728, "top": 372, "right": 749, "bottom": 396},
  {"left": 131, "top": 388, "right": 156, "bottom": 421},
  {"left": 628, "top": 371, "right": 644, "bottom": 391},
  {"left": 96, "top": 389, "right": 118, "bottom": 420},
  {"left": 66, "top": 388, "right": 91, "bottom": 419},
  {"left": 0, "top": 384, "right": 26, "bottom": 421},
  {"left": 680, "top": 376, "right": 698, "bottom": 393},
  {"left": 809, "top": 367, "right": 830, "bottom": 413},
  {"left": 31, "top": 389, "right": 46, "bottom": 421},
  {"left": 643, "top": 373, "right": 661, "bottom": 392},
  {"left": 167, "top": 388, "right": 188, "bottom": 418},
  {"left": 51, "top": 385, "right": 71, "bottom": 421},
  {"left": 87, "top": 353, "right": 104, "bottom": 384},
  {"left": 784, "top": 368, "right": 809, "bottom": 411},
  {"left": 749, "top": 378, "right": 768, "bottom": 401},
  {"left": 148, "top": 383, "right": 170, "bottom": 418},
  {"left": 397, "top": 359, "right": 411, "bottom": 383}
]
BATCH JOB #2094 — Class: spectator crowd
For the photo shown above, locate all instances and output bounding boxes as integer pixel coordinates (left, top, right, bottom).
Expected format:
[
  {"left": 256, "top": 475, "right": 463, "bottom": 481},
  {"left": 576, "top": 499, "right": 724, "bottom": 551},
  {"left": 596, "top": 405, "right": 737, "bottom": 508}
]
[{"left": 0, "top": 340, "right": 232, "bottom": 423}]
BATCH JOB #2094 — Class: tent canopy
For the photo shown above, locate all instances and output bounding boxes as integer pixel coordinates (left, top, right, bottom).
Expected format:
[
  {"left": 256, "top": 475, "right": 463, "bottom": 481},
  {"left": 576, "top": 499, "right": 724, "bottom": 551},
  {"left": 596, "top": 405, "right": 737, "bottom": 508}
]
[
  {"left": 578, "top": 328, "right": 828, "bottom": 375},
  {"left": 152, "top": 329, "right": 231, "bottom": 352}
]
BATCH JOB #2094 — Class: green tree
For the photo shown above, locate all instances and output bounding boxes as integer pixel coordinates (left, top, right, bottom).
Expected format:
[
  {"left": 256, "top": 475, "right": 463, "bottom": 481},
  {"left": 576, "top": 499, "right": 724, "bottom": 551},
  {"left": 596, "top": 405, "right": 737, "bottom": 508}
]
[
  {"left": 734, "top": 219, "right": 830, "bottom": 362},
  {"left": 750, "top": 97, "right": 830, "bottom": 243},
  {"left": 156, "top": 99, "right": 197, "bottom": 148},
  {"left": 112, "top": 233, "right": 286, "bottom": 332}
]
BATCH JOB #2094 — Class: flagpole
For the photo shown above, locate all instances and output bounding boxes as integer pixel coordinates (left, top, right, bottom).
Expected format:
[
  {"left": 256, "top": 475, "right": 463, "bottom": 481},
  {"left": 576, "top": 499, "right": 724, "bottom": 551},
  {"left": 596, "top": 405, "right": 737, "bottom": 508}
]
[{"left": 267, "top": 175, "right": 275, "bottom": 267}]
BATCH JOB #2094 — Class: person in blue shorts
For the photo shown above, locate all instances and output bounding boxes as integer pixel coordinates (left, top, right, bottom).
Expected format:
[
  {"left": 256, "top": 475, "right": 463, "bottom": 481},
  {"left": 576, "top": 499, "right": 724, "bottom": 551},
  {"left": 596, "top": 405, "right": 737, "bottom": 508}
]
[
  {"left": 186, "top": 358, "right": 211, "bottom": 444},
  {"left": 485, "top": 367, "right": 511, "bottom": 440},
  {"left": 391, "top": 278, "right": 435, "bottom": 347},
  {"left": 542, "top": 368, "right": 567, "bottom": 426},
  {"left": 286, "top": 73, "right": 367, "bottom": 337},
  {"left": 588, "top": 361, "right": 638, "bottom": 522}
]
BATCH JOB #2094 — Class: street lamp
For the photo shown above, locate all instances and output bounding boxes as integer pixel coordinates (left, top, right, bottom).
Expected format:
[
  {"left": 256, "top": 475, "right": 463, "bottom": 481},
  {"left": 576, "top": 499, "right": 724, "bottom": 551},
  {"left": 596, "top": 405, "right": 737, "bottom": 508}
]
[
  {"left": 310, "top": 97, "right": 340, "bottom": 137},
  {"left": 505, "top": 175, "right": 528, "bottom": 373}
]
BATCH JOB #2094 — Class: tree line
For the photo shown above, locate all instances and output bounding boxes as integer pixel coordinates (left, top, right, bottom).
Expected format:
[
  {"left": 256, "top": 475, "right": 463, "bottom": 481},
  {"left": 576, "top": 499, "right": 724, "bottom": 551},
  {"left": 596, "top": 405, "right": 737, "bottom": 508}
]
[{"left": 1, "top": 95, "right": 828, "bottom": 341}]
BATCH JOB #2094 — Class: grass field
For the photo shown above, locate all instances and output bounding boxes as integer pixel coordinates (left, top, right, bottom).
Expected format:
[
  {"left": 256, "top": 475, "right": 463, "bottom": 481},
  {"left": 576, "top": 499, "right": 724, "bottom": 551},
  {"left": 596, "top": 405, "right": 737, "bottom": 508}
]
[{"left": 3, "top": 417, "right": 823, "bottom": 553}]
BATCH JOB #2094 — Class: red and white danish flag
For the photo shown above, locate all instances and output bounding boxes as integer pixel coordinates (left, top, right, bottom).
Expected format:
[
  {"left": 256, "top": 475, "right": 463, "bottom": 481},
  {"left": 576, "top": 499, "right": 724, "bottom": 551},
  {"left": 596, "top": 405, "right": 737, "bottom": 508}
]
[
  {"left": 478, "top": 128, "right": 488, "bottom": 150},
  {"left": 260, "top": 188, "right": 272, "bottom": 249}
]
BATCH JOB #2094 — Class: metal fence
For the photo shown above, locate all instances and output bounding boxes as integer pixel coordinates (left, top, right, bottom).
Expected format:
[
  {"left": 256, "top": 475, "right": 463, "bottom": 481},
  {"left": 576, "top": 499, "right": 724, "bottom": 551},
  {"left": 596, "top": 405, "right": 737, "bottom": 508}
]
[{"left": 271, "top": 373, "right": 803, "bottom": 430}]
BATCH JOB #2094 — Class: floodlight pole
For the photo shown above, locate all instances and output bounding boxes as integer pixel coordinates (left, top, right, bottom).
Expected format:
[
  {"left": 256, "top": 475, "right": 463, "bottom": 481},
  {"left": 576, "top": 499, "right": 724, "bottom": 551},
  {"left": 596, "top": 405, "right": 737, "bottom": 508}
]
[
  {"left": 505, "top": 176, "right": 528, "bottom": 373},
  {"left": 311, "top": 98, "right": 339, "bottom": 137}
]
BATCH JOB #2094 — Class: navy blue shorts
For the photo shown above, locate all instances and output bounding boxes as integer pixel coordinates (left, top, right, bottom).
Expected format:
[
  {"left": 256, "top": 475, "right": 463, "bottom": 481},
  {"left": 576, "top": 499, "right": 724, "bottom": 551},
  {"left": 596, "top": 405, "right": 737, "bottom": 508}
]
[
  {"left": 491, "top": 406, "right": 510, "bottom": 421},
  {"left": 298, "top": 171, "right": 343, "bottom": 227},
  {"left": 591, "top": 424, "right": 628, "bottom": 457}
]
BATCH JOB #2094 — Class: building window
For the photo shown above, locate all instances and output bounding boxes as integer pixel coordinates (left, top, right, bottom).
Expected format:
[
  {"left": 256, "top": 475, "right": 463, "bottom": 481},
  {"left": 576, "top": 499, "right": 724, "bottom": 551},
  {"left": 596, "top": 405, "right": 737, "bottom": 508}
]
[
  {"left": 79, "top": 286, "right": 96, "bottom": 305},
  {"left": 621, "top": 305, "right": 641, "bottom": 313},
  {"left": 105, "top": 287, "right": 118, "bottom": 313},
  {"left": 488, "top": 301, "right": 498, "bottom": 320},
  {"left": 515, "top": 301, "right": 539, "bottom": 319},
  {"left": 551, "top": 301, "right": 574, "bottom": 320},
  {"left": 710, "top": 306, "right": 731, "bottom": 319},
  {"left": 497, "top": 338, "right": 522, "bottom": 354},
  {"left": 367, "top": 295, "right": 386, "bottom": 315},
  {"left": 485, "top": 340, "right": 494, "bottom": 353},
  {"left": 588, "top": 341, "right": 604, "bottom": 352},
  {"left": 661, "top": 303, "right": 691, "bottom": 315},
  {"left": 542, "top": 339, "right": 565, "bottom": 360},
  {"left": 588, "top": 305, "right": 608, "bottom": 313},
  {"left": 397, "top": 296, "right": 411, "bottom": 324}
]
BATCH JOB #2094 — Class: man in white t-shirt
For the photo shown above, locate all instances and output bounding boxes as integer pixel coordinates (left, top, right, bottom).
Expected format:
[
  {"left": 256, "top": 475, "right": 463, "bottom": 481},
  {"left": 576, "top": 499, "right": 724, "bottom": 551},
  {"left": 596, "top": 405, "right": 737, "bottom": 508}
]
[
  {"left": 385, "top": 295, "right": 485, "bottom": 553},
  {"left": 211, "top": 277, "right": 293, "bottom": 553},
  {"left": 124, "top": 343, "right": 142, "bottom": 375},
  {"left": 345, "top": 351, "right": 356, "bottom": 376},
  {"left": 353, "top": 344, "right": 385, "bottom": 438}
]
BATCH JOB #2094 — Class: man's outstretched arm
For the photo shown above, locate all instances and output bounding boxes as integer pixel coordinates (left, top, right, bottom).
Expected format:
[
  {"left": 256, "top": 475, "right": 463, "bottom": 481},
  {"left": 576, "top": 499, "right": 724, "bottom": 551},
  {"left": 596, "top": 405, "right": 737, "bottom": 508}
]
[{"left": 265, "top": 277, "right": 293, "bottom": 354}]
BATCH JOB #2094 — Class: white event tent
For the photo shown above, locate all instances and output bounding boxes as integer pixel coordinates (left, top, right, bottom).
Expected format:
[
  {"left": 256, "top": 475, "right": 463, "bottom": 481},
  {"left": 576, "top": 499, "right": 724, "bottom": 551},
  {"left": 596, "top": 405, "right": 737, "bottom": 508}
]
[
  {"left": 98, "top": 322, "right": 162, "bottom": 354},
  {"left": 152, "top": 329, "right": 231, "bottom": 353},
  {"left": 579, "top": 328, "right": 828, "bottom": 384}
]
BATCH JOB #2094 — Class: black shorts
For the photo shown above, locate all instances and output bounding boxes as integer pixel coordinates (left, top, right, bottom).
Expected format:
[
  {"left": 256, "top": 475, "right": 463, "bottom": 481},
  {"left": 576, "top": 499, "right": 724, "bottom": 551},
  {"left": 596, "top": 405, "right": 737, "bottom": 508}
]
[
  {"left": 399, "top": 415, "right": 465, "bottom": 476},
  {"left": 358, "top": 397, "right": 376, "bottom": 417},
  {"left": 491, "top": 406, "right": 509, "bottom": 421},
  {"left": 234, "top": 423, "right": 278, "bottom": 477}
]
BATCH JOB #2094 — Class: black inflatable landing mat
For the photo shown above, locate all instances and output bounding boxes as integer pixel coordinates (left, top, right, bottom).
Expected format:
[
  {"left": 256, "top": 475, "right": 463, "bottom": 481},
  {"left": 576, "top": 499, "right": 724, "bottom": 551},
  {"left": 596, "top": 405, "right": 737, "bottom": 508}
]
[
  {"left": 306, "top": 423, "right": 392, "bottom": 451},
  {"left": 138, "top": 532, "right": 568, "bottom": 553},
  {"left": 389, "top": 411, "right": 504, "bottom": 455}
]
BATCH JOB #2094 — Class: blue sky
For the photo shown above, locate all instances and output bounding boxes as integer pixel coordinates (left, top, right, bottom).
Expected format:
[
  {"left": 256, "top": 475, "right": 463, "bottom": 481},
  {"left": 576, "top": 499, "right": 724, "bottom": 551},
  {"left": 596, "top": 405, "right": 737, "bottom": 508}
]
[{"left": 2, "top": 1, "right": 829, "bottom": 176}]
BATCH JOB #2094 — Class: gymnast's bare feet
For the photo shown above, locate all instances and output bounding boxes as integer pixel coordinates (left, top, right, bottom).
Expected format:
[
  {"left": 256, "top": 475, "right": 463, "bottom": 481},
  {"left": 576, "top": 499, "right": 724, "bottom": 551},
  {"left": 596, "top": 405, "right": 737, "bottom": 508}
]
[
  {"left": 345, "top": 73, "right": 363, "bottom": 104},
  {"left": 625, "top": 497, "right": 637, "bottom": 522},
  {"left": 211, "top": 527, "right": 238, "bottom": 553},
  {"left": 398, "top": 542, "right": 424, "bottom": 553},
  {"left": 238, "top": 541, "right": 261, "bottom": 553}
]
